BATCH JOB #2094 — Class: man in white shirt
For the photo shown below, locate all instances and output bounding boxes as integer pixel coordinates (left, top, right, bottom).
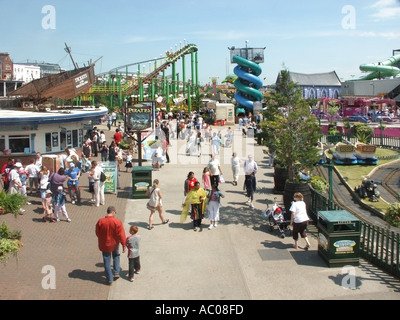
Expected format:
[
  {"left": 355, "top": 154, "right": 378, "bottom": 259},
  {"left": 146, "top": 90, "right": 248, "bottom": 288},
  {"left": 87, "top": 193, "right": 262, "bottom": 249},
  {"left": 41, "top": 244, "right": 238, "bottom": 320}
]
[
  {"left": 35, "top": 152, "right": 42, "bottom": 171},
  {"left": 8, "top": 162, "right": 23, "bottom": 195},
  {"left": 244, "top": 155, "right": 258, "bottom": 208},
  {"left": 25, "top": 158, "right": 40, "bottom": 194},
  {"left": 207, "top": 154, "right": 223, "bottom": 187}
]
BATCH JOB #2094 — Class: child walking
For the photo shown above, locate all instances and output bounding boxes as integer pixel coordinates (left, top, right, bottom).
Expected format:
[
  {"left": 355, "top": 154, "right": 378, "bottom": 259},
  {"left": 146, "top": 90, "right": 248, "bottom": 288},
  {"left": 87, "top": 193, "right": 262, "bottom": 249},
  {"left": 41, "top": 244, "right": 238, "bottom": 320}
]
[
  {"left": 208, "top": 184, "right": 225, "bottom": 230},
  {"left": 125, "top": 151, "right": 133, "bottom": 172},
  {"left": 202, "top": 167, "right": 212, "bottom": 196},
  {"left": 126, "top": 225, "right": 141, "bottom": 282},
  {"left": 42, "top": 190, "right": 56, "bottom": 223},
  {"left": 54, "top": 186, "right": 71, "bottom": 222}
]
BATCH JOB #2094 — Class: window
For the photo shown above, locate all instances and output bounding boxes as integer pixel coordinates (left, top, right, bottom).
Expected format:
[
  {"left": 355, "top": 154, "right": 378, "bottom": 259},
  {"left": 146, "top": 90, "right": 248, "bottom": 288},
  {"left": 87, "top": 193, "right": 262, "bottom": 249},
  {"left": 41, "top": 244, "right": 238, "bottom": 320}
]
[
  {"left": 44, "top": 129, "right": 83, "bottom": 153},
  {"left": 52, "top": 132, "right": 59, "bottom": 148},
  {"left": 72, "top": 130, "right": 78, "bottom": 147},
  {"left": 45, "top": 133, "right": 52, "bottom": 152},
  {"left": 66, "top": 130, "right": 72, "bottom": 147},
  {"left": 60, "top": 131, "right": 66, "bottom": 150},
  {"left": 8, "top": 135, "right": 30, "bottom": 153},
  {"left": 0, "top": 135, "right": 5, "bottom": 151}
]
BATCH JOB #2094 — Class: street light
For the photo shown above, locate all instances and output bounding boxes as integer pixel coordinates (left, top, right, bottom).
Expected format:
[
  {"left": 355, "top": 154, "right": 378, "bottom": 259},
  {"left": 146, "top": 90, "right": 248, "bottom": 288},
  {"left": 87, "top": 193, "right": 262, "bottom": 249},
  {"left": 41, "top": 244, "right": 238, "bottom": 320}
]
[
  {"left": 370, "top": 82, "right": 375, "bottom": 96},
  {"left": 124, "top": 98, "right": 128, "bottom": 134},
  {"left": 316, "top": 157, "right": 334, "bottom": 210}
]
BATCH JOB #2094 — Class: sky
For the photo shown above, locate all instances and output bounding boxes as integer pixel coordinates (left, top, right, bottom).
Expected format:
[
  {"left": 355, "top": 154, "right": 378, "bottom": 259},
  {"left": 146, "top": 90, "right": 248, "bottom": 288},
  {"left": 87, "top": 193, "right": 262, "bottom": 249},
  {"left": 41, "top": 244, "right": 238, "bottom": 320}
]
[{"left": 1, "top": 0, "right": 400, "bottom": 86}]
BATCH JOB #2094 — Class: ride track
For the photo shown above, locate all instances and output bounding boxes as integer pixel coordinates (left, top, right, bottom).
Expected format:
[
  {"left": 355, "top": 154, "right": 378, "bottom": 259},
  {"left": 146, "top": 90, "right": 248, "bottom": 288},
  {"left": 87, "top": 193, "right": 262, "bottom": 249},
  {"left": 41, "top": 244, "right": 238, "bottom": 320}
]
[
  {"left": 85, "top": 44, "right": 199, "bottom": 96},
  {"left": 315, "top": 160, "right": 400, "bottom": 231}
]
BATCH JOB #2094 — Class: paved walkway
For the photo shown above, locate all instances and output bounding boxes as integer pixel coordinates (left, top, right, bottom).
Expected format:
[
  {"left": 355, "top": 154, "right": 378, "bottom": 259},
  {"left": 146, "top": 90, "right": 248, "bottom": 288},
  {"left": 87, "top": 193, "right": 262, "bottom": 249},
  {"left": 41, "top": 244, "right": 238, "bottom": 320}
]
[{"left": 1, "top": 123, "right": 400, "bottom": 301}]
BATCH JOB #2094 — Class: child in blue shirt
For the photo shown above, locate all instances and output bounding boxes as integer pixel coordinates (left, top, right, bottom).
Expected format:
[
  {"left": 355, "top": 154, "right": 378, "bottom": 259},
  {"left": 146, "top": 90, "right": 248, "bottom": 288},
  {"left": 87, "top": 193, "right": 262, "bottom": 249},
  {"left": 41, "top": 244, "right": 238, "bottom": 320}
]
[{"left": 54, "top": 186, "right": 71, "bottom": 222}]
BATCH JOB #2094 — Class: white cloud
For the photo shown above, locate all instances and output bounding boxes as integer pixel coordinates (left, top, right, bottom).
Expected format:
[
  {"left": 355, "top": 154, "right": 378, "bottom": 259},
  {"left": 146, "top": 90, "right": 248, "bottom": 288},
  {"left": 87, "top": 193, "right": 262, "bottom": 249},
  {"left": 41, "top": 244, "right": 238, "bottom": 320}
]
[
  {"left": 358, "top": 31, "right": 400, "bottom": 39},
  {"left": 370, "top": 0, "right": 397, "bottom": 8},
  {"left": 369, "top": 0, "right": 400, "bottom": 20}
]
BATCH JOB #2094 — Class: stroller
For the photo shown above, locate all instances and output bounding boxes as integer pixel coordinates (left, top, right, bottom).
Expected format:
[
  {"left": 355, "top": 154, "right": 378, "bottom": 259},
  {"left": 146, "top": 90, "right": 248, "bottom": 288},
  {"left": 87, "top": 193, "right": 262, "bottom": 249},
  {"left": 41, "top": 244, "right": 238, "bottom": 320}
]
[{"left": 261, "top": 197, "right": 292, "bottom": 238}]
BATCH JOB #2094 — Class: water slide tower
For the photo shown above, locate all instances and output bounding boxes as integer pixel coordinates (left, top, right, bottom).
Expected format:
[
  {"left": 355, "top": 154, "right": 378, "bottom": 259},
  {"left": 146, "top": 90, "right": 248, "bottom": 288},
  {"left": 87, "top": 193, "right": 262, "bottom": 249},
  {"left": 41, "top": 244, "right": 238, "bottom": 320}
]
[{"left": 228, "top": 42, "right": 266, "bottom": 115}]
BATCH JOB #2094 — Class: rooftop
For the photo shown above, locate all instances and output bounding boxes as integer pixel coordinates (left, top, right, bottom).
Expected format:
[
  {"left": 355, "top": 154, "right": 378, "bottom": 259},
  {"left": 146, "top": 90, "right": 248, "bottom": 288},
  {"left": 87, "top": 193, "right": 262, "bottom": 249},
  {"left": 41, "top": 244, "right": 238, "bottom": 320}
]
[{"left": 289, "top": 71, "right": 342, "bottom": 86}]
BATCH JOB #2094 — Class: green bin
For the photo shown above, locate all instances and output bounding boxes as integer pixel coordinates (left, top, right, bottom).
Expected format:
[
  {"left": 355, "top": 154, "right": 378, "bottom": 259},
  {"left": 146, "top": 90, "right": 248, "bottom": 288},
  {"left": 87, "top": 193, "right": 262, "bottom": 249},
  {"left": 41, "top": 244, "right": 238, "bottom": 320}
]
[
  {"left": 132, "top": 166, "right": 152, "bottom": 199},
  {"left": 317, "top": 210, "right": 360, "bottom": 268}
]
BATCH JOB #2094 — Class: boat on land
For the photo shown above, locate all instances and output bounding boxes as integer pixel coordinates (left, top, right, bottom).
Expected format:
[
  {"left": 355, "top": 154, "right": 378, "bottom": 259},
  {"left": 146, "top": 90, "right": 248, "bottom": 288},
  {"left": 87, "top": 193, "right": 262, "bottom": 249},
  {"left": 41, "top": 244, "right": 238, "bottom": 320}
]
[
  {"left": 9, "top": 65, "right": 95, "bottom": 102},
  {"left": 332, "top": 142, "right": 358, "bottom": 165},
  {"left": 355, "top": 142, "right": 378, "bottom": 165}
]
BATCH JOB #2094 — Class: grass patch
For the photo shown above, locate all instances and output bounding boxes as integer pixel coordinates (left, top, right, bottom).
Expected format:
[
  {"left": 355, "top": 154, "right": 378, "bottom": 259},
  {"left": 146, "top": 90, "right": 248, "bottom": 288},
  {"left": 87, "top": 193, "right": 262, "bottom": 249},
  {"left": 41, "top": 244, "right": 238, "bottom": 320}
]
[{"left": 328, "top": 147, "right": 400, "bottom": 213}]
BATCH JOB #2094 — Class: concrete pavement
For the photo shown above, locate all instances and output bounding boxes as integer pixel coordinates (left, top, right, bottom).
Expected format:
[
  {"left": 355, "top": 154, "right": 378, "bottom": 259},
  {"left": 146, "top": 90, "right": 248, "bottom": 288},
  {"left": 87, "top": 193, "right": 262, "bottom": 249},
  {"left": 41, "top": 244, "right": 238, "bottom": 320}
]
[
  {"left": 1, "top": 122, "right": 400, "bottom": 302},
  {"left": 109, "top": 125, "right": 400, "bottom": 300}
]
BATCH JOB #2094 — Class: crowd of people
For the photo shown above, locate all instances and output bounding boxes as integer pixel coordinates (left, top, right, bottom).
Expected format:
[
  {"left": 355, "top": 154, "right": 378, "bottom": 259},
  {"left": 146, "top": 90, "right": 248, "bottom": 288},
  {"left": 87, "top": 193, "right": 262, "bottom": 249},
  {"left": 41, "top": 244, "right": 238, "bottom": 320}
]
[
  {"left": 1, "top": 109, "right": 312, "bottom": 287},
  {"left": 0, "top": 121, "right": 135, "bottom": 222}
]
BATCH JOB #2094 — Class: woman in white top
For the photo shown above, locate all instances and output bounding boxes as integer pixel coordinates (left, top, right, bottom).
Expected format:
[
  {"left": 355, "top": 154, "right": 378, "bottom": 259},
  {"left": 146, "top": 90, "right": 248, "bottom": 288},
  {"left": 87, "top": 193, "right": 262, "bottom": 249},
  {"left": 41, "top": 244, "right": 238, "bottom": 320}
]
[
  {"left": 38, "top": 165, "right": 51, "bottom": 203},
  {"left": 145, "top": 179, "right": 169, "bottom": 230},
  {"left": 231, "top": 152, "right": 241, "bottom": 186},
  {"left": 92, "top": 160, "right": 105, "bottom": 207},
  {"left": 186, "top": 131, "right": 197, "bottom": 156},
  {"left": 290, "top": 192, "right": 311, "bottom": 250},
  {"left": 211, "top": 132, "right": 221, "bottom": 155}
]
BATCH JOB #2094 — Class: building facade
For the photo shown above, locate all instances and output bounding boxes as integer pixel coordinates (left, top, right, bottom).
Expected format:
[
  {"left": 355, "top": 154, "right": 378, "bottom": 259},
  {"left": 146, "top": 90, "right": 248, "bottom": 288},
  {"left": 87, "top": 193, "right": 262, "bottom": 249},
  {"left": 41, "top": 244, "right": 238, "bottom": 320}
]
[
  {"left": 13, "top": 64, "right": 41, "bottom": 83},
  {"left": 282, "top": 71, "right": 342, "bottom": 100},
  {"left": 0, "top": 106, "right": 107, "bottom": 159},
  {"left": 0, "top": 53, "right": 13, "bottom": 80}
]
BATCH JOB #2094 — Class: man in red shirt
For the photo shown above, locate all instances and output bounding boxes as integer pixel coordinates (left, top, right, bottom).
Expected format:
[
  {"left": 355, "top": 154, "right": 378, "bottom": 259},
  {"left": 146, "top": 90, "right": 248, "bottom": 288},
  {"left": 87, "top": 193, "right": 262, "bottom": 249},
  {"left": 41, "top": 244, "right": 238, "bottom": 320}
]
[
  {"left": 1, "top": 158, "right": 15, "bottom": 192},
  {"left": 95, "top": 206, "right": 126, "bottom": 285},
  {"left": 113, "top": 129, "right": 123, "bottom": 146}
]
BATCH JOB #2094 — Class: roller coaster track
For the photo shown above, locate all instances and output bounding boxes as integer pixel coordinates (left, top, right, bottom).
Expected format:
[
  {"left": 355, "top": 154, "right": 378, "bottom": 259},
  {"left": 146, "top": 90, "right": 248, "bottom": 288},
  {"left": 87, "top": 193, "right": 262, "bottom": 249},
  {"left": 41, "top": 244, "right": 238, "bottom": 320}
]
[
  {"left": 315, "top": 163, "right": 400, "bottom": 231},
  {"left": 85, "top": 44, "right": 198, "bottom": 96},
  {"left": 377, "top": 163, "right": 400, "bottom": 204}
]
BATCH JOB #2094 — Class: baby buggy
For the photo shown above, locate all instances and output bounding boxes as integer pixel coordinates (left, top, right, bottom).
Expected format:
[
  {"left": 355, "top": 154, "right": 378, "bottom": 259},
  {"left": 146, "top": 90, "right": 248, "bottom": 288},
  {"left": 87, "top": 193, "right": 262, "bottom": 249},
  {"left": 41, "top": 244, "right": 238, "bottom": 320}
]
[{"left": 261, "top": 198, "right": 291, "bottom": 238}]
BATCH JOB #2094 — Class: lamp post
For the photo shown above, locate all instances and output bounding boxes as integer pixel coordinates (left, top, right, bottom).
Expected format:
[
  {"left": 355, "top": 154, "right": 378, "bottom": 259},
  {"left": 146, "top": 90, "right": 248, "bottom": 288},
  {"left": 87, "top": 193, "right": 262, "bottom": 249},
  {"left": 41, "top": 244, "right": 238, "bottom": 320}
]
[
  {"left": 317, "top": 156, "right": 334, "bottom": 210},
  {"left": 124, "top": 98, "right": 128, "bottom": 135},
  {"left": 379, "top": 118, "right": 384, "bottom": 146},
  {"left": 326, "top": 159, "right": 334, "bottom": 210}
]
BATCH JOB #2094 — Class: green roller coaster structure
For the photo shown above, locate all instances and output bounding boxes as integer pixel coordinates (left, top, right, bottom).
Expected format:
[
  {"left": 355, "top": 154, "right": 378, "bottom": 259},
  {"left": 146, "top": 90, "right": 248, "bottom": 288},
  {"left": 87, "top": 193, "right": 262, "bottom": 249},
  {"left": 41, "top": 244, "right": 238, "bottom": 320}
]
[{"left": 82, "top": 44, "right": 200, "bottom": 112}]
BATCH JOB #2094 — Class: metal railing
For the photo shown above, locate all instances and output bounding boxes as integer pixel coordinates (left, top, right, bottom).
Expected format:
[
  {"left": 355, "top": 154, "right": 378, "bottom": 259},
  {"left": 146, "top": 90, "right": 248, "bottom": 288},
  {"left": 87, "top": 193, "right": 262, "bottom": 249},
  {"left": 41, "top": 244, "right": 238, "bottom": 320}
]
[
  {"left": 321, "top": 133, "right": 400, "bottom": 151},
  {"left": 309, "top": 187, "right": 400, "bottom": 278}
]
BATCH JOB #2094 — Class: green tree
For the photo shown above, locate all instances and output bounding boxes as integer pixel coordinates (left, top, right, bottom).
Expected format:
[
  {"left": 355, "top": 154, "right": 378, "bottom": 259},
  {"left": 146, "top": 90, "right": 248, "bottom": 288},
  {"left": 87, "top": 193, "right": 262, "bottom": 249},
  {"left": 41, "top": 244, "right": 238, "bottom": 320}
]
[
  {"left": 353, "top": 123, "right": 374, "bottom": 143},
  {"left": 260, "top": 69, "right": 322, "bottom": 181}
]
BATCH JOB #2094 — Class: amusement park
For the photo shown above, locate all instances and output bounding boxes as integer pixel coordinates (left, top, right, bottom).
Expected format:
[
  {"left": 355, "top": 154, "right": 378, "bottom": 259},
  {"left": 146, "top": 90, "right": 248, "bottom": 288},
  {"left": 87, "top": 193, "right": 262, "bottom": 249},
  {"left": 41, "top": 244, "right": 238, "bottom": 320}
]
[{"left": 2, "top": 33, "right": 400, "bottom": 301}]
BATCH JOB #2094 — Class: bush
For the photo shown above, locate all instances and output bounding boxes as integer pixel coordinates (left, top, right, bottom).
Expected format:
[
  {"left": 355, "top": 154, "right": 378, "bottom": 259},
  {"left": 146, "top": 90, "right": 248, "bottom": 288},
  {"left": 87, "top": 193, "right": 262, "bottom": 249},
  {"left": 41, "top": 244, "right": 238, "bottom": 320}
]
[
  {"left": 118, "top": 139, "right": 131, "bottom": 150},
  {"left": 0, "top": 222, "right": 23, "bottom": 263},
  {"left": 310, "top": 175, "right": 329, "bottom": 194},
  {"left": 385, "top": 203, "right": 400, "bottom": 228},
  {"left": 0, "top": 191, "right": 26, "bottom": 216}
]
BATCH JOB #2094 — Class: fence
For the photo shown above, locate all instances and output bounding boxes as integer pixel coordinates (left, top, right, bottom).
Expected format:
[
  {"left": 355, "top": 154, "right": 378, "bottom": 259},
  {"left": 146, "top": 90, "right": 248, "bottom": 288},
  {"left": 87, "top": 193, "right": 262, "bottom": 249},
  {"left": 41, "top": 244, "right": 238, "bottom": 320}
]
[
  {"left": 309, "top": 187, "right": 400, "bottom": 279},
  {"left": 321, "top": 133, "right": 400, "bottom": 151}
]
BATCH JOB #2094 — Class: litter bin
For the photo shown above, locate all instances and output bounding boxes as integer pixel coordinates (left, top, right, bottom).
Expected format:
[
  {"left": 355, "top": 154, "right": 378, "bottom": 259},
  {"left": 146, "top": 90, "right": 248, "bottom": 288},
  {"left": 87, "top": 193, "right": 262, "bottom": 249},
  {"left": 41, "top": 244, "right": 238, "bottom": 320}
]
[
  {"left": 317, "top": 210, "right": 360, "bottom": 267},
  {"left": 132, "top": 166, "right": 152, "bottom": 199}
]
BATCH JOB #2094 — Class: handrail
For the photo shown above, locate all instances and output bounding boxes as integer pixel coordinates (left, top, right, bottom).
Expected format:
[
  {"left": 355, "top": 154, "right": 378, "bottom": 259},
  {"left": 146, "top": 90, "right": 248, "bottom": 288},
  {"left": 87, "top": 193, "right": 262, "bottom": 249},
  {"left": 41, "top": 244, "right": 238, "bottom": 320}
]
[{"left": 310, "top": 133, "right": 400, "bottom": 278}]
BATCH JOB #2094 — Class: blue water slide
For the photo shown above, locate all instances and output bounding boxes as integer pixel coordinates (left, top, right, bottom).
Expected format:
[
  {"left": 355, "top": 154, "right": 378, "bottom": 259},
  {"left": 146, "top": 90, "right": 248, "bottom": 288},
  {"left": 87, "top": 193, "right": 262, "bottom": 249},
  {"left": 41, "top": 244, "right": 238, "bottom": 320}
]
[{"left": 233, "top": 55, "right": 263, "bottom": 111}]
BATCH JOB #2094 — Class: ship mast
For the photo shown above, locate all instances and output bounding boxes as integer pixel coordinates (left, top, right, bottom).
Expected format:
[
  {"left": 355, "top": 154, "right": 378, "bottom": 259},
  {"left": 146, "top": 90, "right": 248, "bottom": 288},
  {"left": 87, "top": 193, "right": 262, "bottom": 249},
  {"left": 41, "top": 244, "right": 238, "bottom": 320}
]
[{"left": 64, "top": 42, "right": 78, "bottom": 70}]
